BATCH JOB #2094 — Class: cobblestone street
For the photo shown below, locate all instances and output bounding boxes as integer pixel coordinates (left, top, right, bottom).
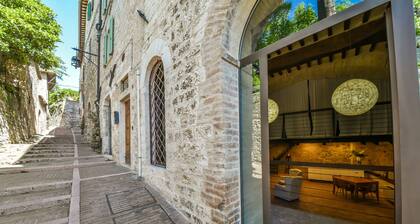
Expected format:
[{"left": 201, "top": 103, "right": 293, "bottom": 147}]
[{"left": 0, "top": 102, "right": 185, "bottom": 224}]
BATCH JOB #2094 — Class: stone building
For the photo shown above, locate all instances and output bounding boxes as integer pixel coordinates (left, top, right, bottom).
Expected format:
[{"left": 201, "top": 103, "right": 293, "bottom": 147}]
[
  {"left": 78, "top": 0, "right": 420, "bottom": 223},
  {"left": 0, "top": 64, "right": 55, "bottom": 144}
]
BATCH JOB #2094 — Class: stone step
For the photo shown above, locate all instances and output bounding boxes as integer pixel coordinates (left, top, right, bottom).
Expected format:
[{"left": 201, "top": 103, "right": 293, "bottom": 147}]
[
  {"left": 0, "top": 194, "right": 70, "bottom": 216},
  {"left": 33, "top": 145, "right": 74, "bottom": 148},
  {"left": 28, "top": 149, "right": 74, "bottom": 153},
  {"left": 34, "top": 144, "right": 74, "bottom": 147},
  {"left": 0, "top": 181, "right": 71, "bottom": 197},
  {"left": 23, "top": 153, "right": 74, "bottom": 158},
  {"left": 0, "top": 188, "right": 70, "bottom": 206},
  {"left": 0, "top": 205, "right": 69, "bottom": 224},
  {"left": 16, "top": 157, "right": 75, "bottom": 164},
  {"left": 31, "top": 148, "right": 74, "bottom": 151},
  {"left": 41, "top": 217, "right": 69, "bottom": 224}
]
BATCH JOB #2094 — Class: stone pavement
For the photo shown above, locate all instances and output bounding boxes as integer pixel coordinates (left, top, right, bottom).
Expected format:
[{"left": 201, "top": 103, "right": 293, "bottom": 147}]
[{"left": 0, "top": 103, "right": 187, "bottom": 224}]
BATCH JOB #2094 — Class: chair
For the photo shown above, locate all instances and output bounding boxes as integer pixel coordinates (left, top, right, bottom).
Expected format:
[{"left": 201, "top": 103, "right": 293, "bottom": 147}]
[
  {"left": 289, "top": 168, "right": 303, "bottom": 177},
  {"left": 273, "top": 176, "right": 303, "bottom": 201}
]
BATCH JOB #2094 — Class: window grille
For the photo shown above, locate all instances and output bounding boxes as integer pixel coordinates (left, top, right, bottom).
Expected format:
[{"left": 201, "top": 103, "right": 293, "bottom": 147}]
[
  {"left": 120, "top": 76, "right": 129, "bottom": 92},
  {"left": 149, "top": 61, "right": 166, "bottom": 167}
]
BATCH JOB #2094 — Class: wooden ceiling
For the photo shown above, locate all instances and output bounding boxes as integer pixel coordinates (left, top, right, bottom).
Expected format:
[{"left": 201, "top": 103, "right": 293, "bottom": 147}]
[{"left": 267, "top": 4, "right": 388, "bottom": 77}]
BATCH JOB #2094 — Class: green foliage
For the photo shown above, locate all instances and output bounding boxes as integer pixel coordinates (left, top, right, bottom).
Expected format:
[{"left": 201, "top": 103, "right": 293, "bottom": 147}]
[
  {"left": 253, "top": 3, "right": 317, "bottom": 87},
  {"left": 48, "top": 87, "right": 79, "bottom": 115},
  {"left": 0, "top": 0, "right": 61, "bottom": 70},
  {"left": 257, "top": 3, "right": 317, "bottom": 50},
  {"left": 336, "top": 0, "right": 353, "bottom": 12},
  {"left": 414, "top": 0, "right": 420, "bottom": 36}
]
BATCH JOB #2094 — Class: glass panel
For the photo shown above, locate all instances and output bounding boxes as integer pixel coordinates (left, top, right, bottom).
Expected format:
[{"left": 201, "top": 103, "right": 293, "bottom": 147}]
[
  {"left": 240, "top": 1, "right": 396, "bottom": 224},
  {"left": 241, "top": 0, "right": 364, "bottom": 58},
  {"left": 240, "top": 61, "right": 263, "bottom": 223}
]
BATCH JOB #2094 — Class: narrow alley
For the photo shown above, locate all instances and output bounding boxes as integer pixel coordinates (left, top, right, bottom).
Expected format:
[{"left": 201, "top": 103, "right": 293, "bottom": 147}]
[{"left": 0, "top": 101, "right": 185, "bottom": 224}]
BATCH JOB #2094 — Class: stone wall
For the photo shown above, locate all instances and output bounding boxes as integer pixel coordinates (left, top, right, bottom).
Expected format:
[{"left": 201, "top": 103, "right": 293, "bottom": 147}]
[
  {"left": 78, "top": 0, "right": 266, "bottom": 223},
  {"left": 60, "top": 100, "right": 81, "bottom": 129},
  {"left": 271, "top": 142, "right": 394, "bottom": 166},
  {"left": 79, "top": 0, "right": 100, "bottom": 147},
  {"left": 0, "top": 64, "right": 49, "bottom": 144}
]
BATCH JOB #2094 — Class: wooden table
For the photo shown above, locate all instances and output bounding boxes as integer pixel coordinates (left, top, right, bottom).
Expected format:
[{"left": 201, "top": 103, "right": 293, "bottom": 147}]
[{"left": 332, "top": 175, "right": 379, "bottom": 202}]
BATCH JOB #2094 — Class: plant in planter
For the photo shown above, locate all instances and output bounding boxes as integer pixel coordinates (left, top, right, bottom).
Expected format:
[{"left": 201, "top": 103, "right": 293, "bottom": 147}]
[{"left": 352, "top": 149, "right": 366, "bottom": 165}]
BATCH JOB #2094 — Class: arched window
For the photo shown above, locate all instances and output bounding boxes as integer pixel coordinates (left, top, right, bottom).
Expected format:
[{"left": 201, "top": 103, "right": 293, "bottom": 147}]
[{"left": 149, "top": 60, "right": 166, "bottom": 167}]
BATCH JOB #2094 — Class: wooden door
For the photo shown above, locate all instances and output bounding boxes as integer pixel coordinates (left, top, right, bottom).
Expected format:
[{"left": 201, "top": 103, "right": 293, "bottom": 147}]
[{"left": 124, "top": 99, "right": 131, "bottom": 165}]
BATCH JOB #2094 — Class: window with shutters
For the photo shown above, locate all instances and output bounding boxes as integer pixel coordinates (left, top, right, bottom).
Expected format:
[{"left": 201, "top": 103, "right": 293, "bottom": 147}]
[
  {"left": 103, "top": 17, "right": 114, "bottom": 66},
  {"left": 87, "top": 1, "right": 92, "bottom": 21},
  {"left": 102, "top": 0, "right": 108, "bottom": 14},
  {"left": 103, "top": 33, "right": 108, "bottom": 65},
  {"left": 149, "top": 61, "right": 166, "bottom": 167},
  {"left": 108, "top": 17, "right": 114, "bottom": 56}
]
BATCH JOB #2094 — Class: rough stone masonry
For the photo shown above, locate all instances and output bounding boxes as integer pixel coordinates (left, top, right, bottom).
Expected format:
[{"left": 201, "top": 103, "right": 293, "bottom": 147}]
[{"left": 79, "top": 0, "right": 261, "bottom": 223}]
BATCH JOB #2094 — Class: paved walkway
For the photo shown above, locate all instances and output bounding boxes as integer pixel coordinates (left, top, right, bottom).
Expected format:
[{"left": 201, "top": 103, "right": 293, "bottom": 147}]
[{"left": 0, "top": 102, "right": 186, "bottom": 224}]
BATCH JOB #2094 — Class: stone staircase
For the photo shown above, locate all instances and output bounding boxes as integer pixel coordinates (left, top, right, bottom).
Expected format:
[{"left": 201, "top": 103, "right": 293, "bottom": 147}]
[{"left": 0, "top": 181, "right": 71, "bottom": 224}]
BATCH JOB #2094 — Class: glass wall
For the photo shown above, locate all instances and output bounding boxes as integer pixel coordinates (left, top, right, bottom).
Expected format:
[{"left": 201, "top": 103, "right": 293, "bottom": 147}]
[
  {"left": 240, "top": 61, "right": 264, "bottom": 223},
  {"left": 241, "top": 0, "right": 364, "bottom": 58},
  {"left": 238, "top": 1, "right": 398, "bottom": 224}
]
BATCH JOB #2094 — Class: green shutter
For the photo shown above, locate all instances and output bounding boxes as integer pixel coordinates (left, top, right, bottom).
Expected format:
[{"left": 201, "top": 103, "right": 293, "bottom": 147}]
[
  {"left": 102, "top": 0, "right": 107, "bottom": 14},
  {"left": 87, "top": 1, "right": 92, "bottom": 21},
  {"left": 109, "top": 17, "right": 114, "bottom": 56},
  {"left": 103, "top": 33, "right": 108, "bottom": 65}
]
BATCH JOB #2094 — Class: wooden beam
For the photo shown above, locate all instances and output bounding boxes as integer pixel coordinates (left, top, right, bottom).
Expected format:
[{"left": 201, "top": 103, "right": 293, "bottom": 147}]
[
  {"left": 299, "top": 39, "right": 305, "bottom": 47},
  {"left": 328, "top": 27, "right": 333, "bottom": 36},
  {"left": 362, "top": 10, "right": 371, "bottom": 23},
  {"left": 313, "top": 33, "right": 318, "bottom": 42},
  {"left": 268, "top": 17, "right": 386, "bottom": 74},
  {"left": 369, "top": 42, "right": 377, "bottom": 52},
  {"left": 355, "top": 46, "right": 361, "bottom": 56},
  {"left": 341, "top": 50, "right": 347, "bottom": 59},
  {"left": 344, "top": 19, "right": 351, "bottom": 30}
]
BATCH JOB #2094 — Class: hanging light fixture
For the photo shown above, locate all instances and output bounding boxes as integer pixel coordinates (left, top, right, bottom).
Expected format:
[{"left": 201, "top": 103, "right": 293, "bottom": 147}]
[
  {"left": 331, "top": 79, "right": 379, "bottom": 116},
  {"left": 268, "top": 98, "right": 279, "bottom": 123}
]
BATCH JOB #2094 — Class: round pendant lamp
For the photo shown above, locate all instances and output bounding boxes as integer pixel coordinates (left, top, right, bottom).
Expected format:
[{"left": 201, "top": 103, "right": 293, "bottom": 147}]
[
  {"left": 331, "top": 79, "right": 379, "bottom": 116},
  {"left": 268, "top": 99, "right": 279, "bottom": 123}
]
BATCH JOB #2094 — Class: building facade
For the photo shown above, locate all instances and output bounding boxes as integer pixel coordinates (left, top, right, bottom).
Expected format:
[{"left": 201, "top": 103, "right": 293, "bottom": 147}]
[
  {"left": 78, "top": 0, "right": 420, "bottom": 223},
  {"left": 0, "top": 63, "right": 55, "bottom": 144}
]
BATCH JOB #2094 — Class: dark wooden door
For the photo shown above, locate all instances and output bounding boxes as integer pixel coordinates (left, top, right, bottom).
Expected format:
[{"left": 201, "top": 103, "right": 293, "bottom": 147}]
[{"left": 124, "top": 99, "right": 131, "bottom": 165}]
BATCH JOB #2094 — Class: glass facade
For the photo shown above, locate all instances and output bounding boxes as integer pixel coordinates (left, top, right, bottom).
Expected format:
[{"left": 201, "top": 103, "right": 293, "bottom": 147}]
[{"left": 236, "top": 0, "right": 400, "bottom": 223}]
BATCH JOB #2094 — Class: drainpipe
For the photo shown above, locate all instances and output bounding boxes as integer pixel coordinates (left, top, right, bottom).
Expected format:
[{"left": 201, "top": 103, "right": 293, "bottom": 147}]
[{"left": 95, "top": 0, "right": 103, "bottom": 149}]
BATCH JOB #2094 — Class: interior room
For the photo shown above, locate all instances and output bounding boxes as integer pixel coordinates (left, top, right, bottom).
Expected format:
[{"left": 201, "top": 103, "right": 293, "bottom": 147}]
[{"left": 265, "top": 4, "right": 395, "bottom": 224}]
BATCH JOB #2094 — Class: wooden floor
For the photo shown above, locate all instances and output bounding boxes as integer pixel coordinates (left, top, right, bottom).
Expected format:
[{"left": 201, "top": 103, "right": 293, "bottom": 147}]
[{"left": 271, "top": 175, "right": 395, "bottom": 224}]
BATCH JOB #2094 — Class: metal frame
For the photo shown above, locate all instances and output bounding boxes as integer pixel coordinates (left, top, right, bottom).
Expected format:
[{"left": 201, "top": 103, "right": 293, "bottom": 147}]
[
  {"left": 238, "top": 0, "right": 420, "bottom": 223},
  {"left": 240, "top": 0, "right": 390, "bottom": 66},
  {"left": 387, "top": 1, "right": 420, "bottom": 223}
]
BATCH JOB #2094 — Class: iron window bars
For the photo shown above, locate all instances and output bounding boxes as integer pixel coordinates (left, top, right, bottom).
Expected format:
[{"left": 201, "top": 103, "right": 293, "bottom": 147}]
[{"left": 150, "top": 61, "right": 166, "bottom": 167}]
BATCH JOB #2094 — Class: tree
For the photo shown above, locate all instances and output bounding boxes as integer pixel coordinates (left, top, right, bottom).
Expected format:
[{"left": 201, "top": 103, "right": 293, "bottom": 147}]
[
  {"left": 48, "top": 87, "right": 79, "bottom": 115},
  {"left": 256, "top": 3, "right": 294, "bottom": 50},
  {"left": 254, "top": 2, "right": 317, "bottom": 88},
  {"left": 257, "top": 3, "right": 317, "bottom": 50},
  {"left": 0, "top": 0, "right": 61, "bottom": 72},
  {"left": 414, "top": 0, "right": 420, "bottom": 36},
  {"left": 336, "top": 0, "right": 353, "bottom": 12}
]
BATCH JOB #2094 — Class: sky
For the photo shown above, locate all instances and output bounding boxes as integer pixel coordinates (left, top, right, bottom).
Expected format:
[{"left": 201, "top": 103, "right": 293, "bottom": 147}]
[
  {"left": 39, "top": 0, "right": 363, "bottom": 92},
  {"left": 42, "top": 0, "right": 79, "bottom": 91}
]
